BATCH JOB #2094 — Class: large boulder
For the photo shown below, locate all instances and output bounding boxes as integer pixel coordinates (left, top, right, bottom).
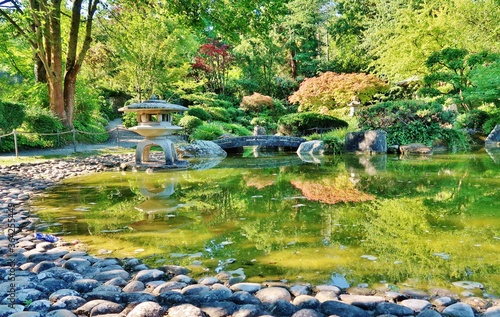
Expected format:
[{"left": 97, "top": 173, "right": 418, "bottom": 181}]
[
  {"left": 345, "top": 130, "right": 387, "bottom": 154},
  {"left": 485, "top": 124, "right": 500, "bottom": 148},
  {"left": 297, "top": 141, "right": 324, "bottom": 155},
  {"left": 177, "top": 140, "right": 227, "bottom": 158}
]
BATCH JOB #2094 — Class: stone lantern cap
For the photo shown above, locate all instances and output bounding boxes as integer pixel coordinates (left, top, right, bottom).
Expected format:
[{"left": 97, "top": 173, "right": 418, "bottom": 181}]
[{"left": 120, "top": 98, "right": 188, "bottom": 112}]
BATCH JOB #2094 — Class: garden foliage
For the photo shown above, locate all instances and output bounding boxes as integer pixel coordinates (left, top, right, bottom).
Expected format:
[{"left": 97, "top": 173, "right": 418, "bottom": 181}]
[
  {"left": 288, "top": 72, "right": 389, "bottom": 112},
  {"left": 240, "top": 93, "right": 274, "bottom": 113},
  {"left": 278, "top": 112, "right": 348, "bottom": 136},
  {"left": 357, "top": 100, "right": 468, "bottom": 150}
]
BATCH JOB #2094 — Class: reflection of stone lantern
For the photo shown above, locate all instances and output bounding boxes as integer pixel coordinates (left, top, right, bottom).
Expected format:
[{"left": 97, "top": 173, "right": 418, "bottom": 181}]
[{"left": 119, "top": 96, "right": 188, "bottom": 167}]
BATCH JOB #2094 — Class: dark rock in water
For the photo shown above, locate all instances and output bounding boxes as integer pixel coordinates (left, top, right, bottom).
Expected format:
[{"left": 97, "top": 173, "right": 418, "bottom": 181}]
[
  {"left": 399, "top": 143, "right": 433, "bottom": 155},
  {"left": 345, "top": 130, "right": 387, "bottom": 154}
]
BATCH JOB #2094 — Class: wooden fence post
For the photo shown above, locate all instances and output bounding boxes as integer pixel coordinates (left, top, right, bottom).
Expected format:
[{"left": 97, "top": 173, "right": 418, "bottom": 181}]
[
  {"left": 72, "top": 128, "right": 77, "bottom": 152},
  {"left": 13, "top": 130, "right": 18, "bottom": 158}
]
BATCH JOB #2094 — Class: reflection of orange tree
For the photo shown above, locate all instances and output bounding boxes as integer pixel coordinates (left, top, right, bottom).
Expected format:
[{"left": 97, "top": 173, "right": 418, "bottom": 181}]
[
  {"left": 244, "top": 173, "right": 276, "bottom": 189},
  {"left": 291, "top": 175, "right": 375, "bottom": 204}
]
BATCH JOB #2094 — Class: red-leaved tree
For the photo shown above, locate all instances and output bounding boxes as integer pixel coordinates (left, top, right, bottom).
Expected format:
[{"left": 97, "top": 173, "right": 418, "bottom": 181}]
[{"left": 191, "top": 39, "right": 234, "bottom": 94}]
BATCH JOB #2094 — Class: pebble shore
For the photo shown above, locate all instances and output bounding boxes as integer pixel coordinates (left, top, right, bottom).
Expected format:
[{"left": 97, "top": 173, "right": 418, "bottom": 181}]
[{"left": 1, "top": 154, "right": 499, "bottom": 317}]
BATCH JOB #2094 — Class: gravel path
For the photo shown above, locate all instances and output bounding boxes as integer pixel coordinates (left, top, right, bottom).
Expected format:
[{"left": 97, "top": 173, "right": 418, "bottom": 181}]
[{"left": 0, "top": 119, "right": 140, "bottom": 158}]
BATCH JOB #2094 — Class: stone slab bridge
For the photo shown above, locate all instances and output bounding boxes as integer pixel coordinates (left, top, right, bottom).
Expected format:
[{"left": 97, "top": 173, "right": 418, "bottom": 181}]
[{"left": 213, "top": 135, "right": 307, "bottom": 150}]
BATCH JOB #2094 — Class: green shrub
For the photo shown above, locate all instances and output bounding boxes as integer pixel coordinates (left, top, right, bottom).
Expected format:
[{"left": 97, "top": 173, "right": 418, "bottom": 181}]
[
  {"left": 217, "top": 122, "right": 252, "bottom": 136},
  {"left": 250, "top": 116, "right": 278, "bottom": 134},
  {"left": 122, "top": 112, "right": 138, "bottom": 128},
  {"left": 307, "top": 129, "right": 347, "bottom": 154},
  {"left": 205, "top": 107, "right": 231, "bottom": 122},
  {"left": 455, "top": 109, "right": 491, "bottom": 132},
  {"left": 278, "top": 112, "right": 348, "bottom": 136},
  {"left": 183, "top": 92, "right": 233, "bottom": 108},
  {"left": 191, "top": 123, "right": 224, "bottom": 141},
  {"left": 357, "top": 100, "right": 468, "bottom": 149},
  {"left": 178, "top": 115, "right": 203, "bottom": 133},
  {"left": 0, "top": 100, "right": 25, "bottom": 133},
  {"left": 187, "top": 106, "right": 212, "bottom": 121},
  {"left": 483, "top": 113, "right": 500, "bottom": 134}
]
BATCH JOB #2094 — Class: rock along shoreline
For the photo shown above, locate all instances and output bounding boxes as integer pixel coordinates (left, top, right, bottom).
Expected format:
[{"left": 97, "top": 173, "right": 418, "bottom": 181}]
[{"left": 0, "top": 154, "right": 499, "bottom": 317}]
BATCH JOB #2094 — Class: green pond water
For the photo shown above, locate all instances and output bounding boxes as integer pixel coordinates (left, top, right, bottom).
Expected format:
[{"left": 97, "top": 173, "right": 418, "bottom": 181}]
[{"left": 33, "top": 151, "right": 500, "bottom": 295}]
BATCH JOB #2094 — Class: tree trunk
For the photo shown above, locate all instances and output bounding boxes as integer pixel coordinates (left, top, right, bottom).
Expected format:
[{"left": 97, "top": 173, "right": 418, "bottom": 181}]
[
  {"left": 290, "top": 49, "right": 297, "bottom": 79},
  {"left": 48, "top": 76, "right": 67, "bottom": 124},
  {"left": 64, "top": 73, "right": 77, "bottom": 127}
]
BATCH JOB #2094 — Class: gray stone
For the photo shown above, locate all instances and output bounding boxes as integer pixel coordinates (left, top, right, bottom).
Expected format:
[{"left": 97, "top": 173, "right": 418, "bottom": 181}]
[
  {"left": 442, "top": 303, "right": 475, "bottom": 317},
  {"left": 346, "top": 130, "right": 387, "bottom": 153},
  {"left": 297, "top": 141, "right": 325, "bottom": 155},
  {"left": 289, "top": 285, "right": 311, "bottom": 297},
  {"left": 400, "top": 299, "right": 433, "bottom": 312},
  {"left": 63, "top": 258, "right": 91, "bottom": 274},
  {"left": 255, "top": 286, "right": 292, "bottom": 303},
  {"left": 461, "top": 297, "right": 489, "bottom": 311},
  {"left": 32, "top": 261, "right": 56, "bottom": 273},
  {"left": 126, "top": 301, "right": 164, "bottom": 317},
  {"left": 483, "top": 306, "right": 500, "bottom": 317},
  {"left": 0, "top": 304, "right": 23, "bottom": 317},
  {"left": 485, "top": 125, "right": 500, "bottom": 147},
  {"left": 71, "top": 278, "right": 100, "bottom": 293},
  {"left": 340, "top": 294, "right": 385, "bottom": 310},
  {"left": 432, "top": 297, "right": 458, "bottom": 307},
  {"left": 315, "top": 291, "right": 339, "bottom": 303},
  {"left": 49, "top": 289, "right": 81, "bottom": 303},
  {"left": 201, "top": 301, "right": 239, "bottom": 317},
  {"left": 230, "top": 283, "right": 262, "bottom": 293},
  {"left": 181, "top": 284, "right": 210, "bottom": 296},
  {"left": 120, "top": 292, "right": 156, "bottom": 305},
  {"left": 232, "top": 304, "right": 264, "bottom": 317},
  {"left": 314, "top": 284, "right": 341, "bottom": 294},
  {"left": 3, "top": 288, "right": 42, "bottom": 305},
  {"left": 152, "top": 281, "right": 186, "bottom": 295},
  {"left": 268, "top": 299, "right": 299, "bottom": 316},
  {"left": 40, "top": 278, "right": 69, "bottom": 293},
  {"left": 376, "top": 302, "right": 415, "bottom": 316},
  {"left": 166, "top": 303, "right": 206, "bottom": 317},
  {"left": 133, "top": 269, "right": 164, "bottom": 283},
  {"left": 10, "top": 312, "right": 42, "bottom": 317},
  {"left": 228, "top": 291, "right": 262, "bottom": 305},
  {"left": 157, "top": 291, "right": 188, "bottom": 306},
  {"left": 25, "top": 299, "right": 51, "bottom": 313},
  {"left": 178, "top": 140, "right": 227, "bottom": 158},
  {"left": 320, "top": 300, "right": 371, "bottom": 317},
  {"left": 46, "top": 309, "right": 77, "bottom": 317},
  {"left": 94, "top": 269, "right": 129, "bottom": 281},
  {"left": 51, "top": 295, "right": 87, "bottom": 311},
  {"left": 198, "top": 276, "right": 220, "bottom": 285},
  {"left": 123, "top": 280, "right": 145, "bottom": 293},
  {"left": 293, "top": 295, "right": 320, "bottom": 309},
  {"left": 89, "top": 301, "right": 124, "bottom": 316},
  {"left": 417, "top": 309, "right": 444, "bottom": 317},
  {"left": 292, "top": 308, "right": 324, "bottom": 317},
  {"left": 159, "top": 264, "right": 190, "bottom": 276}
]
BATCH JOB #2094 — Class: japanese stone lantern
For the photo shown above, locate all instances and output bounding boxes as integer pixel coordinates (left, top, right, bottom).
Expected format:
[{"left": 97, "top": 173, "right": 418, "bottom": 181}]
[{"left": 119, "top": 96, "right": 188, "bottom": 167}]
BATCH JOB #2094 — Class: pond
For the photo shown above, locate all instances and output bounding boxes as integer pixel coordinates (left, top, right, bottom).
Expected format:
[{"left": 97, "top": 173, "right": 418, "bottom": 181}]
[{"left": 32, "top": 150, "right": 500, "bottom": 296}]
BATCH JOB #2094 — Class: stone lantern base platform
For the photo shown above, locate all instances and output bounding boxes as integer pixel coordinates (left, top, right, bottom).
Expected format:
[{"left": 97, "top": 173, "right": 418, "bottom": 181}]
[{"left": 133, "top": 137, "right": 188, "bottom": 168}]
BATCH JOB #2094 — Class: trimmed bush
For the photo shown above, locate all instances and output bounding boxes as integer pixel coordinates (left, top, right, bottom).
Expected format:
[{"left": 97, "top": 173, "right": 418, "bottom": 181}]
[
  {"left": 455, "top": 109, "right": 491, "bottom": 133},
  {"left": 191, "top": 123, "right": 224, "bottom": 141},
  {"left": 278, "top": 112, "right": 348, "bottom": 136},
  {"left": 217, "top": 122, "right": 252, "bottom": 136},
  {"left": 179, "top": 115, "right": 203, "bottom": 133},
  {"left": 187, "top": 106, "right": 212, "bottom": 121},
  {"left": 0, "top": 100, "right": 25, "bottom": 133},
  {"left": 205, "top": 107, "right": 231, "bottom": 122}
]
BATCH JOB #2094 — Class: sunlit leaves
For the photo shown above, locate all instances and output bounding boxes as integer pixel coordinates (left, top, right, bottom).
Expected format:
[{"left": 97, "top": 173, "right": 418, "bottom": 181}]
[{"left": 288, "top": 72, "right": 388, "bottom": 112}]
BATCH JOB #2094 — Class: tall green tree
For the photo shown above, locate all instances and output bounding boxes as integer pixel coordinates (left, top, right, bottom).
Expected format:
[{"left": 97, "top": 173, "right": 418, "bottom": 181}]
[
  {"left": 92, "top": 2, "right": 198, "bottom": 101},
  {"left": 0, "top": 0, "right": 100, "bottom": 127}
]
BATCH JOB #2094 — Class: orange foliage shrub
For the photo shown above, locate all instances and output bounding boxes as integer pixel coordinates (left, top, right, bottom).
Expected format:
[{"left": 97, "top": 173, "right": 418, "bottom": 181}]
[
  {"left": 290, "top": 176, "right": 375, "bottom": 204},
  {"left": 240, "top": 93, "right": 274, "bottom": 113},
  {"left": 288, "top": 72, "right": 389, "bottom": 112}
]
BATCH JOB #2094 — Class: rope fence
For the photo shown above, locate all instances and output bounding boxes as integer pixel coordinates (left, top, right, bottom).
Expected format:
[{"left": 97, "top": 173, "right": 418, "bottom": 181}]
[{"left": 0, "top": 127, "right": 135, "bottom": 158}]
